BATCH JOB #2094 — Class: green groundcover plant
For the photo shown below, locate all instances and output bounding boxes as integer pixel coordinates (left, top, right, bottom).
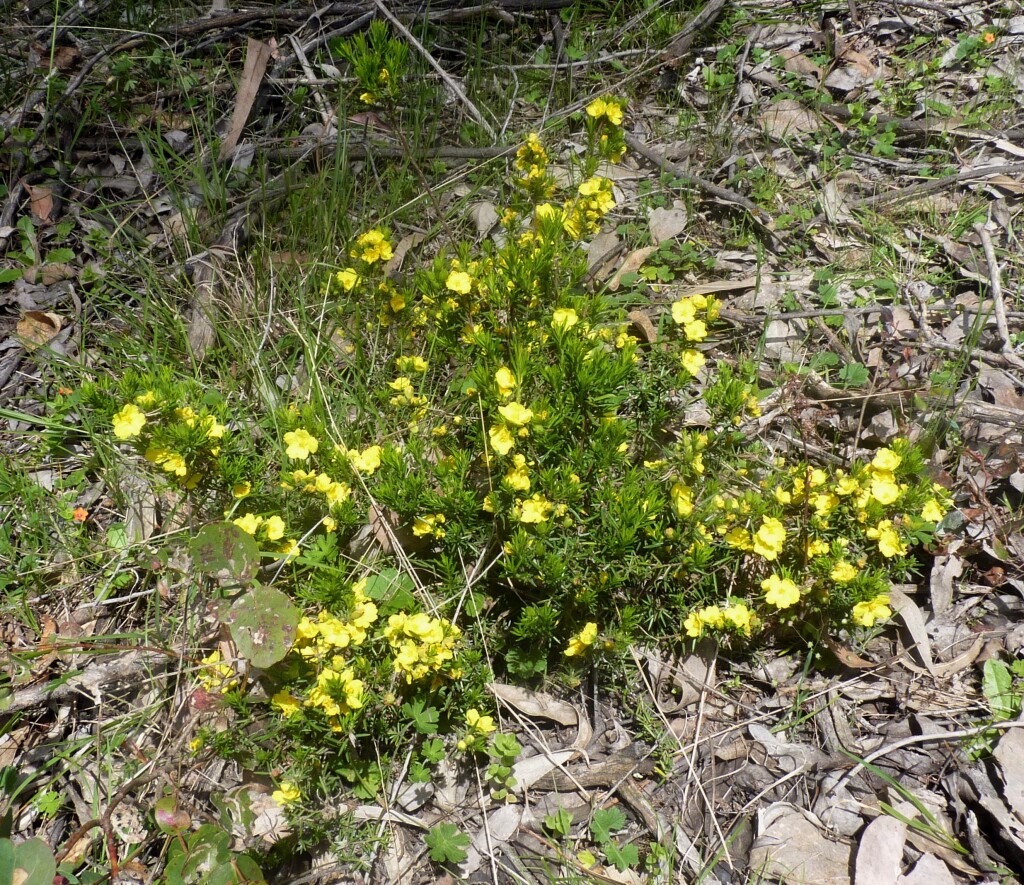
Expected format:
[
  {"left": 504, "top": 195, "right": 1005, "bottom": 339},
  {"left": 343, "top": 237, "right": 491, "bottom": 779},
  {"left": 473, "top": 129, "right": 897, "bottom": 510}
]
[{"left": 65, "top": 91, "right": 953, "bottom": 844}]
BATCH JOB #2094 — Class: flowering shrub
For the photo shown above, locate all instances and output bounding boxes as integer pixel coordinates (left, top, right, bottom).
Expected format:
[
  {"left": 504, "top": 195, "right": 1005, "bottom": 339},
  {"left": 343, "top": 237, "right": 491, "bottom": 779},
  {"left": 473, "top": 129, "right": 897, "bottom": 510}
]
[{"left": 87, "top": 94, "right": 954, "bottom": 823}]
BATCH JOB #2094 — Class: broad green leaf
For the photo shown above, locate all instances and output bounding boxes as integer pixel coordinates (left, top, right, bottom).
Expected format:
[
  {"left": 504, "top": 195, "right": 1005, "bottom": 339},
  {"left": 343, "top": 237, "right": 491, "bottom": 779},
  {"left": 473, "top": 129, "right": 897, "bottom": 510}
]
[
  {"left": 591, "top": 806, "right": 627, "bottom": 844},
  {"left": 226, "top": 583, "right": 299, "bottom": 668},
  {"left": 983, "top": 659, "right": 1018, "bottom": 721},
  {"left": 191, "top": 523, "right": 259, "bottom": 583},
  {"left": 0, "top": 837, "right": 56, "bottom": 885},
  {"left": 424, "top": 822, "right": 470, "bottom": 864}
]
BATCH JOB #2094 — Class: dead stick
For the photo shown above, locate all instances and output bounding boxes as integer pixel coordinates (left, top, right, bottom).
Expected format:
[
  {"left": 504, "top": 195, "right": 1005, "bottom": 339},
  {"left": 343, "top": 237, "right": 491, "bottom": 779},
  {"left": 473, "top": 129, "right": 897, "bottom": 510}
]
[
  {"left": 372, "top": 0, "right": 497, "bottom": 140},
  {"left": 806, "top": 162, "right": 1024, "bottom": 227},
  {"left": 972, "top": 222, "right": 1024, "bottom": 369},
  {"left": 625, "top": 134, "right": 783, "bottom": 251}
]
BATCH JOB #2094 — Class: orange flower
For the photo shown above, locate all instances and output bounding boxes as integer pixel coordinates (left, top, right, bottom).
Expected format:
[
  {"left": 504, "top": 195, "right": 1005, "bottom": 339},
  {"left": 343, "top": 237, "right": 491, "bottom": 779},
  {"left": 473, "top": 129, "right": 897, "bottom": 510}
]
[
  {"left": 72, "top": 507, "right": 88, "bottom": 522},
  {"left": 983, "top": 31, "right": 996, "bottom": 44}
]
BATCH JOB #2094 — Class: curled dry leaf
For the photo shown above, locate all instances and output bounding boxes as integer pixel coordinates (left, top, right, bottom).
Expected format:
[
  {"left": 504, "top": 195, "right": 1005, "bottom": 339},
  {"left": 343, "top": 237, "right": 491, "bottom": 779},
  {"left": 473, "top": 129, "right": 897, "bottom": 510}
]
[
  {"left": 15, "top": 311, "right": 62, "bottom": 350},
  {"left": 488, "top": 682, "right": 578, "bottom": 726},
  {"left": 889, "top": 586, "right": 935, "bottom": 674}
]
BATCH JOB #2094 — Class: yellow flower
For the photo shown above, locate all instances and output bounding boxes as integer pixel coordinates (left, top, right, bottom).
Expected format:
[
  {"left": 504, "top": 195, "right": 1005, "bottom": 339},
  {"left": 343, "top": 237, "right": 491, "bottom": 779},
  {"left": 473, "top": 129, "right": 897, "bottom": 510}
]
[
  {"left": 272, "top": 691, "right": 302, "bottom": 717},
  {"left": 112, "top": 403, "right": 147, "bottom": 439},
  {"left": 489, "top": 424, "right": 515, "bottom": 456},
  {"left": 335, "top": 268, "right": 360, "bottom": 291},
  {"left": 869, "top": 473, "right": 902, "bottom": 505},
  {"left": 866, "top": 519, "right": 907, "bottom": 558},
  {"left": 262, "top": 515, "right": 286, "bottom": 542},
  {"left": 498, "top": 402, "right": 533, "bottom": 426},
  {"left": 504, "top": 454, "right": 531, "bottom": 492},
  {"left": 806, "top": 538, "right": 830, "bottom": 557},
  {"left": 446, "top": 270, "right": 473, "bottom": 294},
  {"left": 811, "top": 492, "right": 839, "bottom": 514},
  {"left": 762, "top": 574, "right": 801, "bottom": 609},
  {"left": 278, "top": 539, "right": 300, "bottom": 559},
  {"left": 851, "top": 595, "right": 892, "bottom": 627},
  {"left": 146, "top": 446, "right": 187, "bottom": 477},
  {"left": 724, "top": 527, "right": 753, "bottom": 550},
  {"left": 518, "top": 493, "right": 554, "bottom": 524},
  {"left": 134, "top": 390, "right": 157, "bottom": 407},
  {"left": 233, "top": 513, "right": 262, "bottom": 535},
  {"left": 752, "top": 517, "right": 786, "bottom": 561},
  {"left": 466, "top": 708, "right": 496, "bottom": 734},
  {"left": 683, "top": 320, "right": 708, "bottom": 342},
  {"left": 198, "top": 650, "right": 238, "bottom": 692},
  {"left": 683, "top": 610, "right": 704, "bottom": 638},
  {"left": 552, "top": 308, "right": 579, "bottom": 330},
  {"left": 871, "top": 448, "right": 901, "bottom": 473},
  {"left": 272, "top": 781, "right": 301, "bottom": 806},
  {"left": 232, "top": 481, "right": 251, "bottom": 499},
  {"left": 348, "top": 445, "right": 382, "bottom": 475},
  {"left": 699, "top": 605, "right": 725, "bottom": 629},
  {"left": 412, "top": 513, "right": 446, "bottom": 538},
  {"left": 397, "top": 355, "right": 428, "bottom": 374},
  {"left": 680, "top": 349, "right": 706, "bottom": 376},
  {"left": 723, "top": 603, "right": 754, "bottom": 636},
  {"left": 586, "top": 97, "right": 623, "bottom": 125},
  {"left": 354, "top": 229, "right": 393, "bottom": 264},
  {"left": 921, "top": 499, "right": 945, "bottom": 522},
  {"left": 671, "top": 298, "right": 697, "bottom": 325},
  {"left": 284, "top": 429, "right": 319, "bottom": 460},
  {"left": 324, "top": 480, "right": 352, "bottom": 506},
  {"left": 495, "top": 367, "right": 516, "bottom": 397},
  {"left": 830, "top": 561, "right": 858, "bottom": 583},
  {"left": 835, "top": 474, "right": 860, "bottom": 496},
  {"left": 322, "top": 516, "right": 336, "bottom": 533},
  {"left": 564, "top": 622, "right": 599, "bottom": 657},
  {"left": 670, "top": 482, "right": 693, "bottom": 517}
]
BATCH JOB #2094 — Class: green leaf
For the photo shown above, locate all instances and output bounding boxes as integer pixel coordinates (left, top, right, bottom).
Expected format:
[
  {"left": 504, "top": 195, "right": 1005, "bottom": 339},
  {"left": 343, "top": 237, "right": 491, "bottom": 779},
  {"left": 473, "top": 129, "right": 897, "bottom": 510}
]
[
  {"left": 506, "top": 646, "right": 547, "bottom": 679},
  {"left": 191, "top": 523, "right": 259, "bottom": 583},
  {"left": 362, "top": 568, "right": 416, "bottom": 612},
  {"left": 421, "top": 738, "right": 445, "bottom": 764},
  {"left": 543, "top": 807, "right": 573, "bottom": 838},
  {"left": 0, "top": 268, "right": 22, "bottom": 284},
  {"left": 591, "top": 806, "right": 627, "bottom": 844},
  {"left": 424, "top": 822, "right": 470, "bottom": 864},
  {"left": 837, "top": 362, "right": 869, "bottom": 388},
  {"left": 983, "top": 659, "right": 1018, "bottom": 721},
  {"left": 225, "top": 583, "right": 300, "bottom": 668},
  {"left": 401, "top": 698, "right": 439, "bottom": 734},
  {"left": 605, "top": 841, "right": 639, "bottom": 872},
  {"left": 0, "top": 837, "right": 56, "bottom": 885}
]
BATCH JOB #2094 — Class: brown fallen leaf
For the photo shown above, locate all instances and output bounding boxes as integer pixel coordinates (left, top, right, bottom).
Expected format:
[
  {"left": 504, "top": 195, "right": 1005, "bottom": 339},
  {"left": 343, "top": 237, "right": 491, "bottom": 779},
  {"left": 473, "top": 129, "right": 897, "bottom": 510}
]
[
  {"left": 627, "top": 309, "right": 658, "bottom": 345},
  {"left": 26, "top": 183, "right": 55, "bottom": 223},
  {"left": 16, "top": 311, "right": 63, "bottom": 350},
  {"left": 40, "top": 263, "right": 78, "bottom": 285},
  {"left": 608, "top": 246, "right": 656, "bottom": 291}
]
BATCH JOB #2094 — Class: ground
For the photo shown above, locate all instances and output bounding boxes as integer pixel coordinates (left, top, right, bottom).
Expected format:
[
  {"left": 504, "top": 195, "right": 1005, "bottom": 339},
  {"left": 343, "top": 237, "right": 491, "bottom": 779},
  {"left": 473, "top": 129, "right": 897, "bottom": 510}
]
[{"left": 2, "top": 1, "right": 1024, "bottom": 883}]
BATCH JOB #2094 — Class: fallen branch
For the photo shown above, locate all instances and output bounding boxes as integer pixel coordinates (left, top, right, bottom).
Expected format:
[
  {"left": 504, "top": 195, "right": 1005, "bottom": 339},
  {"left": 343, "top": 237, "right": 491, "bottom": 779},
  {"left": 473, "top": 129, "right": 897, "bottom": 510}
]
[
  {"left": 972, "top": 222, "right": 1024, "bottom": 371},
  {"left": 805, "top": 162, "right": 1024, "bottom": 227},
  {"left": 3, "top": 649, "right": 171, "bottom": 714},
  {"left": 625, "top": 134, "right": 784, "bottom": 252}
]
